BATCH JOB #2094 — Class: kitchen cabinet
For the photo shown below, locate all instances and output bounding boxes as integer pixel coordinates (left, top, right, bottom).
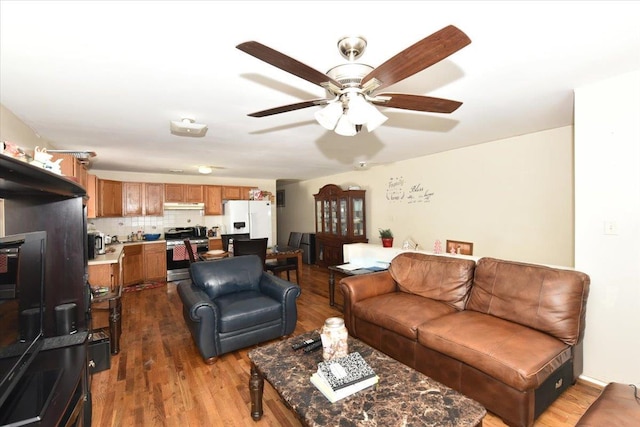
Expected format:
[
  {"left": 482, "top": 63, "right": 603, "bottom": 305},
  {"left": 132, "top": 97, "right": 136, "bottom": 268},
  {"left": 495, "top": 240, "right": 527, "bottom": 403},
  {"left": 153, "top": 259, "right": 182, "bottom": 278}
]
[
  {"left": 88, "top": 259, "right": 123, "bottom": 288},
  {"left": 145, "top": 183, "right": 164, "bottom": 215},
  {"left": 165, "top": 183, "right": 203, "bottom": 203},
  {"left": 143, "top": 242, "right": 166, "bottom": 282},
  {"left": 314, "top": 184, "right": 368, "bottom": 267},
  {"left": 204, "top": 185, "right": 223, "bottom": 215},
  {"left": 222, "top": 185, "right": 252, "bottom": 200},
  {"left": 98, "top": 179, "right": 123, "bottom": 217},
  {"left": 123, "top": 182, "right": 164, "bottom": 216},
  {"left": 208, "top": 238, "right": 223, "bottom": 251},
  {"left": 49, "top": 152, "right": 88, "bottom": 189},
  {"left": 122, "top": 244, "right": 144, "bottom": 286},
  {"left": 86, "top": 173, "right": 98, "bottom": 218}
]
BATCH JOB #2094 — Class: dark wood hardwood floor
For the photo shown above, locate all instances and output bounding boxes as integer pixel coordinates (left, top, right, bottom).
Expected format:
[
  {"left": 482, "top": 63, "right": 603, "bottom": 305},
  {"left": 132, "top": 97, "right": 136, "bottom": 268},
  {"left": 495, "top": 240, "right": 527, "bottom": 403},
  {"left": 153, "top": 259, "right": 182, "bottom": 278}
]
[{"left": 90, "top": 263, "right": 603, "bottom": 426}]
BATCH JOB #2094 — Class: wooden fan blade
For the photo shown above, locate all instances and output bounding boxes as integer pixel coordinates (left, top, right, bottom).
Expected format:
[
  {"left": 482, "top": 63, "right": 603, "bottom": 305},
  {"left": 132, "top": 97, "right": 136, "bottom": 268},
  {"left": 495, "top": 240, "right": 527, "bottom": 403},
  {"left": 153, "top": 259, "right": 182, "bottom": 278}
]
[
  {"left": 237, "top": 41, "right": 341, "bottom": 89},
  {"left": 372, "top": 93, "right": 462, "bottom": 113},
  {"left": 248, "top": 99, "right": 330, "bottom": 117},
  {"left": 362, "top": 25, "right": 471, "bottom": 92}
]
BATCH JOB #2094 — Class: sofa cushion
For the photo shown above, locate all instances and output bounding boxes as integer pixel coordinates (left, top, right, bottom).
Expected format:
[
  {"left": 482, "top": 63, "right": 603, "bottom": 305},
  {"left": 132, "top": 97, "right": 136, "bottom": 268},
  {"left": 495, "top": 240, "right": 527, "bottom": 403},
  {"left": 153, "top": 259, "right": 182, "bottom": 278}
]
[
  {"left": 215, "top": 290, "right": 281, "bottom": 333},
  {"left": 467, "top": 257, "right": 590, "bottom": 345},
  {"left": 354, "top": 292, "right": 457, "bottom": 340},
  {"left": 576, "top": 382, "right": 640, "bottom": 427},
  {"left": 388, "top": 253, "right": 476, "bottom": 310},
  {"left": 418, "top": 310, "right": 572, "bottom": 391}
]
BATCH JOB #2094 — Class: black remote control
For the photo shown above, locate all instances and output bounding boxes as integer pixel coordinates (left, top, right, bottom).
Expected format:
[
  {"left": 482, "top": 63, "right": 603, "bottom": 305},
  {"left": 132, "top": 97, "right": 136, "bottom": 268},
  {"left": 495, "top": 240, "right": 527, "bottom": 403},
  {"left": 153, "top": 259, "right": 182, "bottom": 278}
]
[
  {"left": 291, "top": 336, "right": 321, "bottom": 350},
  {"left": 303, "top": 340, "right": 323, "bottom": 353}
]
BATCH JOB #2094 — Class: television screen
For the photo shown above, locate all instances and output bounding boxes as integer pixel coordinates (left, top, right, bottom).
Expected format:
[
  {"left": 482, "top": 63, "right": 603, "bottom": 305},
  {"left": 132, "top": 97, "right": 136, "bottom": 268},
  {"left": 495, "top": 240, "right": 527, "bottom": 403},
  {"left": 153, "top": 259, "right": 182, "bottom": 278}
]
[{"left": 0, "top": 231, "right": 47, "bottom": 408}]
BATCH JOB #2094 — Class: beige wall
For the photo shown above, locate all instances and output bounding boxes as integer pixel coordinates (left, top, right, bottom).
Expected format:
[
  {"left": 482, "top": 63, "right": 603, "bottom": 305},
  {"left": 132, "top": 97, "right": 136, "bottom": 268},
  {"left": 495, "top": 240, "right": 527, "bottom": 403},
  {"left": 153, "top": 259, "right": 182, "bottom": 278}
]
[
  {"left": 0, "top": 104, "right": 53, "bottom": 151},
  {"left": 575, "top": 69, "right": 640, "bottom": 384},
  {"left": 279, "top": 126, "right": 574, "bottom": 266}
]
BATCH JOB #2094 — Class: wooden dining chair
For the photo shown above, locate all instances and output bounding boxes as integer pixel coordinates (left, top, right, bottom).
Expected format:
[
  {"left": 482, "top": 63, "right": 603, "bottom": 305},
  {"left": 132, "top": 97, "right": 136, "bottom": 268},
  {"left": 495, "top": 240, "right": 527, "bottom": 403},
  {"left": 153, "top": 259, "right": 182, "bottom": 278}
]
[
  {"left": 183, "top": 239, "right": 197, "bottom": 264},
  {"left": 232, "top": 238, "right": 268, "bottom": 269}
]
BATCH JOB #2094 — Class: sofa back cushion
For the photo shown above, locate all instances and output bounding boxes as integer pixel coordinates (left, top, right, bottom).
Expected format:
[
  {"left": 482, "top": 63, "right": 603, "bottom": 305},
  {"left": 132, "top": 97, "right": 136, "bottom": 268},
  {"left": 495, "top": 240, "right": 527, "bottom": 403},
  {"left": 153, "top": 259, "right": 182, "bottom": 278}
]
[
  {"left": 190, "top": 254, "right": 262, "bottom": 300},
  {"left": 467, "top": 257, "right": 590, "bottom": 345},
  {"left": 388, "top": 253, "right": 476, "bottom": 310}
]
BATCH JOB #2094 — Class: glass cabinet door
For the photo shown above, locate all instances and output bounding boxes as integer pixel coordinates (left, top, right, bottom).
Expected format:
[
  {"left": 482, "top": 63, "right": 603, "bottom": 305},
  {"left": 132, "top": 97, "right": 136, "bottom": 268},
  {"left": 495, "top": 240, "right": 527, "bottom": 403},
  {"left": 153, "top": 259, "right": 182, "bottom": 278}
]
[
  {"left": 339, "top": 197, "right": 347, "bottom": 236},
  {"left": 352, "top": 197, "right": 364, "bottom": 237},
  {"left": 316, "top": 200, "right": 323, "bottom": 232},
  {"left": 323, "top": 200, "right": 330, "bottom": 233},
  {"left": 330, "top": 199, "right": 338, "bottom": 234}
]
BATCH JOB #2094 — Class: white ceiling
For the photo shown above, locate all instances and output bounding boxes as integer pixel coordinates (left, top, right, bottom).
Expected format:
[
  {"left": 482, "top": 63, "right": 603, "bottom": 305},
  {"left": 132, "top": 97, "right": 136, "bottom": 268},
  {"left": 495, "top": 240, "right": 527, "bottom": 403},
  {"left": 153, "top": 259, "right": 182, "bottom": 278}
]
[{"left": 1, "top": 1, "right": 639, "bottom": 181}]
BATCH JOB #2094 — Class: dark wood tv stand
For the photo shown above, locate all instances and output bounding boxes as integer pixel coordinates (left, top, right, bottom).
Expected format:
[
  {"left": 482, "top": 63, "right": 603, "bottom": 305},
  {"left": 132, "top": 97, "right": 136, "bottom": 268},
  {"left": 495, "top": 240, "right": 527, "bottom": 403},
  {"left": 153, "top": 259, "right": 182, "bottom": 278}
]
[{"left": 1, "top": 154, "right": 92, "bottom": 426}]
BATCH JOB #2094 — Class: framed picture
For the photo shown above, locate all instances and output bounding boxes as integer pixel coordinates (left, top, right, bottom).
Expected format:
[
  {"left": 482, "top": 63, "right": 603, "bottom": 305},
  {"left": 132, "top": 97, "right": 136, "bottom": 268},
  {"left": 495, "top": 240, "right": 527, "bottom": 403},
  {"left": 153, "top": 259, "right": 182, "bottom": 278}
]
[
  {"left": 446, "top": 240, "right": 473, "bottom": 255},
  {"left": 276, "top": 190, "right": 285, "bottom": 207}
]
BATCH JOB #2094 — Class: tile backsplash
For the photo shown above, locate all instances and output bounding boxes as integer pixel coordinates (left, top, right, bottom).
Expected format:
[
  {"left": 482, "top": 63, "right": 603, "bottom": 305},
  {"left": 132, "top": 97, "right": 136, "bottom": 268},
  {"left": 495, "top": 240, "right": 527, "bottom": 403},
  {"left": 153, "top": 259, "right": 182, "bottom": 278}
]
[{"left": 89, "top": 210, "right": 225, "bottom": 240}]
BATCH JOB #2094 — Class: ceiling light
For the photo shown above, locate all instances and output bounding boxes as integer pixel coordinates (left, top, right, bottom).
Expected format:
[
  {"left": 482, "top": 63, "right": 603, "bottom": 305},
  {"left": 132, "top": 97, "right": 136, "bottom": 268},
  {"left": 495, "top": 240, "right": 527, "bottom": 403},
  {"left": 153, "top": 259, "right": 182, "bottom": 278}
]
[
  {"left": 170, "top": 118, "right": 208, "bottom": 137},
  {"left": 198, "top": 165, "right": 213, "bottom": 174},
  {"left": 314, "top": 92, "right": 387, "bottom": 136},
  {"left": 334, "top": 115, "right": 358, "bottom": 136},
  {"left": 314, "top": 100, "right": 343, "bottom": 130}
]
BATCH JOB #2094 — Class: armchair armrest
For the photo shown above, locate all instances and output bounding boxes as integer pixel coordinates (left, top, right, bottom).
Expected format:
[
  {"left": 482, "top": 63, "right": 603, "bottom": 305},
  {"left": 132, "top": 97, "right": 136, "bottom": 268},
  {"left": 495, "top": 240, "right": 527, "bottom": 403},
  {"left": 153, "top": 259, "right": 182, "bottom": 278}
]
[
  {"left": 177, "top": 281, "right": 221, "bottom": 359},
  {"left": 259, "top": 273, "right": 301, "bottom": 335},
  {"left": 340, "top": 271, "right": 397, "bottom": 334}
]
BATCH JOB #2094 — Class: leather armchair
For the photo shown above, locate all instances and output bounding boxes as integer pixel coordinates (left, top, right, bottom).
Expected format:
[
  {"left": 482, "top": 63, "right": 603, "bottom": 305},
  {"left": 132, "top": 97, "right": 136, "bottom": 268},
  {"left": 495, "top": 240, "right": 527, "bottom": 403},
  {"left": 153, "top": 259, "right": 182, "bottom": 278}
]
[{"left": 178, "top": 254, "right": 301, "bottom": 364}]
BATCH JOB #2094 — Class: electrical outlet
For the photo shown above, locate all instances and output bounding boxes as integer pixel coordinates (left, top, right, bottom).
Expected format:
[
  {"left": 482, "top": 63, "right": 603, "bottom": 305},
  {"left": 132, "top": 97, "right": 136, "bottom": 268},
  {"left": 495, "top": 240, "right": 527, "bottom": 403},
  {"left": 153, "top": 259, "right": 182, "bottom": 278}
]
[{"left": 604, "top": 221, "right": 619, "bottom": 235}]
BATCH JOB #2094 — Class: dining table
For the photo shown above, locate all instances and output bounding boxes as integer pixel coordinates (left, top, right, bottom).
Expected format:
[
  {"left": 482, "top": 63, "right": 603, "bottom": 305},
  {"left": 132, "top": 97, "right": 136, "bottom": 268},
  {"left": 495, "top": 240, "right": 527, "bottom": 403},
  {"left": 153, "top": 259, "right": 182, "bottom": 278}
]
[{"left": 266, "top": 245, "right": 303, "bottom": 282}]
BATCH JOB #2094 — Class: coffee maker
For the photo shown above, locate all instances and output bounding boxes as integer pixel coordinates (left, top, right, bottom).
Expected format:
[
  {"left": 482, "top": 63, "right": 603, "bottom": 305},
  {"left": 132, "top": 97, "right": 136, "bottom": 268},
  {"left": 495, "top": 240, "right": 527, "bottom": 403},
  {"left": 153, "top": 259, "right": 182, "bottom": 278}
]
[{"left": 94, "top": 232, "right": 106, "bottom": 255}]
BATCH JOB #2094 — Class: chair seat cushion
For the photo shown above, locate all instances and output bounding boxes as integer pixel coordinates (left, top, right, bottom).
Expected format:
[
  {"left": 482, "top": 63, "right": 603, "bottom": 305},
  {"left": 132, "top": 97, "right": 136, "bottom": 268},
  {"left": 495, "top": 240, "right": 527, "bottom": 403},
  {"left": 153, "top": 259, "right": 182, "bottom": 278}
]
[
  {"left": 417, "top": 310, "right": 572, "bottom": 390},
  {"left": 216, "top": 291, "right": 282, "bottom": 333}
]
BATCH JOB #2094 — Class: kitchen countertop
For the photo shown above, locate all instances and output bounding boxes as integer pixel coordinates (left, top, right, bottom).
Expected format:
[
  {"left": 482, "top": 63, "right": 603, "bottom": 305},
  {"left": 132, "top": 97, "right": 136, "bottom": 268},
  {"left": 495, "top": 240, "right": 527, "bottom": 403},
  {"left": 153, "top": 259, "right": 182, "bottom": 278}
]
[{"left": 88, "top": 240, "right": 167, "bottom": 266}]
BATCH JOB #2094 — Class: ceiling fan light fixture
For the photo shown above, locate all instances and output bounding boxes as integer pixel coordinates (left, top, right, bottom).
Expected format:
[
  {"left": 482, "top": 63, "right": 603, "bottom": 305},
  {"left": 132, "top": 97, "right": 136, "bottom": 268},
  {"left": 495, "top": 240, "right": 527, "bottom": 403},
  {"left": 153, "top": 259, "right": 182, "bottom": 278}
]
[
  {"left": 314, "top": 100, "right": 343, "bottom": 130},
  {"left": 170, "top": 118, "right": 208, "bottom": 137},
  {"left": 347, "top": 92, "right": 379, "bottom": 125},
  {"left": 334, "top": 114, "right": 358, "bottom": 136},
  {"left": 365, "top": 107, "right": 388, "bottom": 132}
]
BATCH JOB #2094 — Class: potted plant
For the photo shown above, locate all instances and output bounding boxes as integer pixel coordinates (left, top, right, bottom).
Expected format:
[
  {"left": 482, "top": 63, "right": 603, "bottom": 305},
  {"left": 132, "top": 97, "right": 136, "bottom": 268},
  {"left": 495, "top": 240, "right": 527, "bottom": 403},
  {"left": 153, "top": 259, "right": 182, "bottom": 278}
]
[{"left": 379, "top": 228, "right": 394, "bottom": 247}]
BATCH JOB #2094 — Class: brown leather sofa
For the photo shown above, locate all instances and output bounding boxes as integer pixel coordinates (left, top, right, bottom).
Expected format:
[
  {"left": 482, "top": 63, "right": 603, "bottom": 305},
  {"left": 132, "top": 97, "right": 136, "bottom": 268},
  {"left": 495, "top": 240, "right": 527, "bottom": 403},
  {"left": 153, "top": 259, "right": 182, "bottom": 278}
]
[
  {"left": 575, "top": 382, "right": 640, "bottom": 426},
  {"left": 341, "top": 253, "right": 590, "bottom": 427}
]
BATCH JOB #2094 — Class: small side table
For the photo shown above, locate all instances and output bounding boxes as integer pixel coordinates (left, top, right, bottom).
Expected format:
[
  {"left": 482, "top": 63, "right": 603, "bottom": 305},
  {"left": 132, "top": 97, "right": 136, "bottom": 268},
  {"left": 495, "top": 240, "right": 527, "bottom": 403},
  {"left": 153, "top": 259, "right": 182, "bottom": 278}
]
[{"left": 91, "top": 284, "right": 123, "bottom": 354}]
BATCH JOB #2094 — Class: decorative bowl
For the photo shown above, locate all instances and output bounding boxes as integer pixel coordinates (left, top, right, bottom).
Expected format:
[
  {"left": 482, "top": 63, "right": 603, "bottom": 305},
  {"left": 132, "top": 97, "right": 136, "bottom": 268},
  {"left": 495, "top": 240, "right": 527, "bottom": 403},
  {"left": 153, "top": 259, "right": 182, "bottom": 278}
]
[{"left": 143, "top": 233, "right": 161, "bottom": 241}]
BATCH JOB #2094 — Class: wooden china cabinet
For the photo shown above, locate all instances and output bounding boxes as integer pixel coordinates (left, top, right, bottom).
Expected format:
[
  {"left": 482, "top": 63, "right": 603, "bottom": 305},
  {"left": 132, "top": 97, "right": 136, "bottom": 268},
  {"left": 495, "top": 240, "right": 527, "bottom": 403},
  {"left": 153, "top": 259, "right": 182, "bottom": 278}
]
[{"left": 314, "top": 184, "right": 368, "bottom": 267}]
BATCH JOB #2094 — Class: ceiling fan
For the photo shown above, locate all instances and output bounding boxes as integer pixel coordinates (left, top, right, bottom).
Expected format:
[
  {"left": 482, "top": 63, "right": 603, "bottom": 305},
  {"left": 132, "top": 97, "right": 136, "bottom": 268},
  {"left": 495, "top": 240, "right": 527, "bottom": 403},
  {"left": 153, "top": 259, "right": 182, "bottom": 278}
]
[{"left": 236, "top": 25, "right": 471, "bottom": 136}]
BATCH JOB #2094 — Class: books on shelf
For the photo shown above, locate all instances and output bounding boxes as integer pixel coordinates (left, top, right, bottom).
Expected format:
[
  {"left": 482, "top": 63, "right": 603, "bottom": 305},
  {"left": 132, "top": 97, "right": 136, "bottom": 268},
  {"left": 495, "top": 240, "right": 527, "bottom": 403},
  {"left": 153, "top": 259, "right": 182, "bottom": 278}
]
[{"left": 310, "top": 352, "right": 379, "bottom": 403}]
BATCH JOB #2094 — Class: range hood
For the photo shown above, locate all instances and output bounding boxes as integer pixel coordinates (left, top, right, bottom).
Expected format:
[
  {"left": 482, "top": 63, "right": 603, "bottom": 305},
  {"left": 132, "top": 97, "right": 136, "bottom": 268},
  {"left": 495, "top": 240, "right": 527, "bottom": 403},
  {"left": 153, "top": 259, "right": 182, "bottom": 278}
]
[{"left": 163, "top": 202, "right": 205, "bottom": 210}]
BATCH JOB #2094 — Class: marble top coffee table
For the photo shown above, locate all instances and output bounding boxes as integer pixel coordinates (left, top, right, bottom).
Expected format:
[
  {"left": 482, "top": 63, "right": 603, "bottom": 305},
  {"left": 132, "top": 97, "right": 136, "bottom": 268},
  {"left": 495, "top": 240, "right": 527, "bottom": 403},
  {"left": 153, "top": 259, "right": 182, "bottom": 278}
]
[{"left": 248, "top": 330, "right": 486, "bottom": 426}]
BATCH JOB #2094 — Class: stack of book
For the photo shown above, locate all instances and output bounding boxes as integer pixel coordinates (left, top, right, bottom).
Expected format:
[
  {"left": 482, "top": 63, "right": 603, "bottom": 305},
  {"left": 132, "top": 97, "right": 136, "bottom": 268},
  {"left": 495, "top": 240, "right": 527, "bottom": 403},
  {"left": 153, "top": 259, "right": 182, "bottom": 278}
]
[{"left": 310, "top": 352, "right": 379, "bottom": 403}]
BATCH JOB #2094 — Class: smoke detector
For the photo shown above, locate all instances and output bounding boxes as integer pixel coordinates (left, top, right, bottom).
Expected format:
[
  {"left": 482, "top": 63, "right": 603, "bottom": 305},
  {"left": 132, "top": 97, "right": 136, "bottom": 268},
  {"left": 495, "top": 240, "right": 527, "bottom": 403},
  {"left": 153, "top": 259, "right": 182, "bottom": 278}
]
[{"left": 170, "top": 118, "right": 208, "bottom": 137}]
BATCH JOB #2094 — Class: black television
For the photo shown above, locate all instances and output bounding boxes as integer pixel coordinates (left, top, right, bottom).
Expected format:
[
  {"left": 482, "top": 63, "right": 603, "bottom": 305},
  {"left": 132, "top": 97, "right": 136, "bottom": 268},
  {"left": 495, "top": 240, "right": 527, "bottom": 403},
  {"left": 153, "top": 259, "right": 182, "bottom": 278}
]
[{"left": 0, "top": 231, "right": 47, "bottom": 410}]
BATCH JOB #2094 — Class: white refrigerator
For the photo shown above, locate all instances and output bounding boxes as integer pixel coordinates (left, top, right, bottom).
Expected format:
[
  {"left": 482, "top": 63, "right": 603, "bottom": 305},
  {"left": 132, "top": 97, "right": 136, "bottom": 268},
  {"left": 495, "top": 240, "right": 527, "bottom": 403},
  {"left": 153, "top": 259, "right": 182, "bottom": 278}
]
[{"left": 223, "top": 200, "right": 273, "bottom": 246}]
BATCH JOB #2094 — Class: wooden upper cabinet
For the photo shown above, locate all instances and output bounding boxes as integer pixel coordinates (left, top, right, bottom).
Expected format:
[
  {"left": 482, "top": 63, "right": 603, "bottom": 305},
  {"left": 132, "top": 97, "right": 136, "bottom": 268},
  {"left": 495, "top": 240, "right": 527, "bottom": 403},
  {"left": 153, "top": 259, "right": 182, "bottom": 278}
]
[
  {"left": 222, "top": 186, "right": 252, "bottom": 200},
  {"left": 204, "top": 185, "right": 223, "bottom": 215},
  {"left": 86, "top": 174, "right": 98, "bottom": 219},
  {"left": 124, "top": 182, "right": 164, "bottom": 216},
  {"left": 49, "top": 153, "right": 88, "bottom": 189},
  {"left": 185, "top": 184, "right": 204, "bottom": 203},
  {"left": 144, "top": 183, "right": 164, "bottom": 215},
  {"left": 98, "top": 179, "right": 123, "bottom": 217},
  {"left": 123, "top": 182, "right": 143, "bottom": 216},
  {"left": 164, "top": 184, "right": 203, "bottom": 203},
  {"left": 164, "top": 183, "right": 184, "bottom": 202}
]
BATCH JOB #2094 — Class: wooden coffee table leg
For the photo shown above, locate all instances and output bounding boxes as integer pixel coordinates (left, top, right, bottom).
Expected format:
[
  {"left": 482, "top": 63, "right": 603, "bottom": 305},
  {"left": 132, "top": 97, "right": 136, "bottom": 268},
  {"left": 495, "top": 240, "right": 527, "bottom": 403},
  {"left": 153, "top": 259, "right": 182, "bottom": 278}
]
[{"left": 249, "top": 363, "right": 264, "bottom": 421}]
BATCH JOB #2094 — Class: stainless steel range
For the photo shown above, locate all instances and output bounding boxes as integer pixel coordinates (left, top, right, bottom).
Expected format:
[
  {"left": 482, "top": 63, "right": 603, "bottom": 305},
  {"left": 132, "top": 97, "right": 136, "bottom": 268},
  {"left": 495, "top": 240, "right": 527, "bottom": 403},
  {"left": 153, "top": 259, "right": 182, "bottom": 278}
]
[{"left": 164, "top": 227, "right": 209, "bottom": 281}]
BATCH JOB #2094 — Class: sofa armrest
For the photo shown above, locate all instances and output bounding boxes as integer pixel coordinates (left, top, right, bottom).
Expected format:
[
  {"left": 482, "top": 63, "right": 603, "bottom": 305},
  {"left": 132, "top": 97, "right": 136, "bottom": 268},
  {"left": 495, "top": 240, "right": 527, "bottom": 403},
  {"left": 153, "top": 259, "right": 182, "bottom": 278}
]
[
  {"left": 178, "top": 281, "right": 218, "bottom": 321},
  {"left": 340, "top": 271, "right": 397, "bottom": 333},
  {"left": 259, "top": 273, "right": 301, "bottom": 335}
]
